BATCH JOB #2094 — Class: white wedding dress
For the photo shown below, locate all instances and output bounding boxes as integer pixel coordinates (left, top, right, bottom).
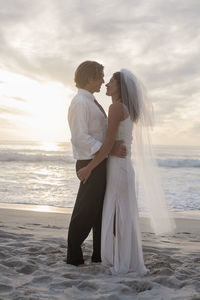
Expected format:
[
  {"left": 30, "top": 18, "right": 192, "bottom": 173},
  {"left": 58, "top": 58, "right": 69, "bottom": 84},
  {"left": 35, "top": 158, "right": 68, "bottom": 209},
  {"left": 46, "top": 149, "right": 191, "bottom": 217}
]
[{"left": 101, "top": 117, "right": 148, "bottom": 275}]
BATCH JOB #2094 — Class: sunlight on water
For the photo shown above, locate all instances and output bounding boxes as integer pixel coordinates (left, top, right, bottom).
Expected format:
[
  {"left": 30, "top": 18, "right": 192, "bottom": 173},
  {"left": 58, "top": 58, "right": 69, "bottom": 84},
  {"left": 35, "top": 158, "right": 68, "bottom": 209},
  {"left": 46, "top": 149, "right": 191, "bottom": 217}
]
[
  {"left": 31, "top": 205, "right": 73, "bottom": 214},
  {"left": 39, "top": 142, "right": 60, "bottom": 151},
  {"left": 0, "top": 142, "right": 199, "bottom": 211},
  {"left": 0, "top": 203, "right": 73, "bottom": 214},
  {"left": 33, "top": 205, "right": 57, "bottom": 213}
]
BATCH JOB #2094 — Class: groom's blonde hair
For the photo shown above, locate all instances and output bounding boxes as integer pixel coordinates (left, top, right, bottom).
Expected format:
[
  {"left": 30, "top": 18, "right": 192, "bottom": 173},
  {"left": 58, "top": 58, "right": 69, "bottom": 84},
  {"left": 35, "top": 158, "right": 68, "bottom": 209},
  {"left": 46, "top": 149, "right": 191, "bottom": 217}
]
[{"left": 74, "top": 61, "right": 104, "bottom": 88}]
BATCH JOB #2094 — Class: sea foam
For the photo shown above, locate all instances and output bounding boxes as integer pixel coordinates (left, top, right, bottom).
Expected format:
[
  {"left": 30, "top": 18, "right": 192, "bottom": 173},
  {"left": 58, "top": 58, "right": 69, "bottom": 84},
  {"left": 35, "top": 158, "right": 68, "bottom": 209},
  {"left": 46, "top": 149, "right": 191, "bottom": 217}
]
[{"left": 0, "top": 151, "right": 200, "bottom": 168}]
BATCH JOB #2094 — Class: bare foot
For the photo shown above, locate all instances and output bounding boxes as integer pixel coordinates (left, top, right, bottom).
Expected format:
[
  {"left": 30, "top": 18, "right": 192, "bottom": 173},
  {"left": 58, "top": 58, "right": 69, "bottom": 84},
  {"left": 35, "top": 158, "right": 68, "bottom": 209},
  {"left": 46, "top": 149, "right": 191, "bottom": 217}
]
[{"left": 77, "top": 263, "right": 86, "bottom": 267}]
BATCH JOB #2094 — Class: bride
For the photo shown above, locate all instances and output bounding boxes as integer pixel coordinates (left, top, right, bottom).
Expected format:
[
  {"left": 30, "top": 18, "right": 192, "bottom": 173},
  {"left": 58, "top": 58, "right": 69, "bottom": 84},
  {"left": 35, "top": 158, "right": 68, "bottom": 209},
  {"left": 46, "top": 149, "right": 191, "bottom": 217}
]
[{"left": 78, "top": 69, "right": 175, "bottom": 275}]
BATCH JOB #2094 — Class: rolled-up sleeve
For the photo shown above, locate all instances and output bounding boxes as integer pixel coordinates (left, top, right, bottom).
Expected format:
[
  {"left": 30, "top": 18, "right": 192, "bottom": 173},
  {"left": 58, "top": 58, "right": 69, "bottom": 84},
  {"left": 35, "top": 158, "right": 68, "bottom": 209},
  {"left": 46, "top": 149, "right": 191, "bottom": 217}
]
[{"left": 68, "top": 101, "right": 102, "bottom": 158}]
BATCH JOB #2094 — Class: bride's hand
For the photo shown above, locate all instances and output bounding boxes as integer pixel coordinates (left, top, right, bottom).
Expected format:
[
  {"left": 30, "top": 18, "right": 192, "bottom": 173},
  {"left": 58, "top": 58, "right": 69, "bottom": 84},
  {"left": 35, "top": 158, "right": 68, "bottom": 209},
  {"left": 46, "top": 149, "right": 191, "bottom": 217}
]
[{"left": 77, "top": 166, "right": 92, "bottom": 184}]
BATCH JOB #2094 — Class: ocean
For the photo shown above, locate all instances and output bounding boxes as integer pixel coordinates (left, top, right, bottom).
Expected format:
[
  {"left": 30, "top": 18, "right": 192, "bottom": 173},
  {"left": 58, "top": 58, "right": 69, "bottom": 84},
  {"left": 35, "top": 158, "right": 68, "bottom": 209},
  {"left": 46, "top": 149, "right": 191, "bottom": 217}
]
[{"left": 0, "top": 141, "right": 199, "bottom": 212}]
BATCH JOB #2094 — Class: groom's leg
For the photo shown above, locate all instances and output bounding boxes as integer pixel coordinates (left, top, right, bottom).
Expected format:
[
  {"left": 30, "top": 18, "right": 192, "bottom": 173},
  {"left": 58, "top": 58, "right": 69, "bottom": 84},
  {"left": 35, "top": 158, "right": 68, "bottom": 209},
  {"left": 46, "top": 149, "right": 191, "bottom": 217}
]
[
  {"left": 90, "top": 159, "right": 106, "bottom": 262},
  {"left": 67, "top": 159, "right": 107, "bottom": 266},
  {"left": 92, "top": 209, "right": 103, "bottom": 262},
  {"left": 67, "top": 160, "right": 93, "bottom": 266}
]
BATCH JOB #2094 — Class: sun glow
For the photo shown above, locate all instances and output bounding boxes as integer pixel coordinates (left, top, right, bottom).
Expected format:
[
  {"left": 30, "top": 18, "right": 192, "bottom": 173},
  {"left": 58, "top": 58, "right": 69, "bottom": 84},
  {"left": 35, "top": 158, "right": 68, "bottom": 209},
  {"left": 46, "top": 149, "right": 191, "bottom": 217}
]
[
  {"left": 39, "top": 142, "right": 60, "bottom": 151},
  {"left": 0, "top": 70, "right": 74, "bottom": 142},
  {"left": 33, "top": 205, "right": 56, "bottom": 213}
]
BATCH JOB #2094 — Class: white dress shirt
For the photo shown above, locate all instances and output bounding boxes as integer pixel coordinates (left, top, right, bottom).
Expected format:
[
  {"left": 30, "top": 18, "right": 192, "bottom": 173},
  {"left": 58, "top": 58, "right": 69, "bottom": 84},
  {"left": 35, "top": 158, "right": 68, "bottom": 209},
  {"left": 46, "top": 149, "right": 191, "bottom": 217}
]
[{"left": 68, "top": 88, "right": 107, "bottom": 160}]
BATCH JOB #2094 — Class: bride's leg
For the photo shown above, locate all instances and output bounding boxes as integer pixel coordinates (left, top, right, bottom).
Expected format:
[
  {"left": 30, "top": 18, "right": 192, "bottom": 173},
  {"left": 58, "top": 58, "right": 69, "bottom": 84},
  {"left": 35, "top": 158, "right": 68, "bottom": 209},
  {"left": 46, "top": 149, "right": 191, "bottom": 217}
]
[{"left": 113, "top": 209, "right": 116, "bottom": 236}]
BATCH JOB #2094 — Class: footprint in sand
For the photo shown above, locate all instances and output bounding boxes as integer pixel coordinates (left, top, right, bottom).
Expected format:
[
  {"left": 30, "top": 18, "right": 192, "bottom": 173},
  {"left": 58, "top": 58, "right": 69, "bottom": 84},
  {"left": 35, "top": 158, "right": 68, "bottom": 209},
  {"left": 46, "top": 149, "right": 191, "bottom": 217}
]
[
  {"left": 0, "top": 283, "right": 13, "bottom": 293},
  {"left": 26, "top": 223, "right": 41, "bottom": 226},
  {"left": 27, "top": 246, "right": 43, "bottom": 253},
  {"left": 3, "top": 258, "right": 24, "bottom": 268},
  {"left": 77, "top": 280, "right": 99, "bottom": 291},
  {"left": 50, "top": 280, "right": 81, "bottom": 290},
  {"left": 0, "top": 230, "right": 18, "bottom": 240},
  {"left": 32, "top": 275, "right": 52, "bottom": 284},
  {"left": 16, "top": 263, "right": 37, "bottom": 274},
  {"left": 42, "top": 225, "right": 62, "bottom": 229}
]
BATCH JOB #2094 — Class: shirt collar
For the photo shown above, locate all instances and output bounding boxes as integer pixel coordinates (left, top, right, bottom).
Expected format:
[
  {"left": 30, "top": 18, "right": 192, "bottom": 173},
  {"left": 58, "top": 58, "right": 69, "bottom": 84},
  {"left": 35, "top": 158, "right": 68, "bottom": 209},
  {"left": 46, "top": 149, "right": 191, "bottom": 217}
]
[{"left": 78, "top": 88, "right": 95, "bottom": 102}]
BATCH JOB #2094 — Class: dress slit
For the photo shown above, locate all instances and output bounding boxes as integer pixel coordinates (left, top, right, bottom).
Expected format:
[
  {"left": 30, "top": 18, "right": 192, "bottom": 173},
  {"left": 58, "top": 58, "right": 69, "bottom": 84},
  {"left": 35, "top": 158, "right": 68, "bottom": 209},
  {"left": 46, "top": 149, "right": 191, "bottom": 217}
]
[
  {"left": 113, "top": 209, "right": 116, "bottom": 236},
  {"left": 101, "top": 118, "right": 147, "bottom": 275}
]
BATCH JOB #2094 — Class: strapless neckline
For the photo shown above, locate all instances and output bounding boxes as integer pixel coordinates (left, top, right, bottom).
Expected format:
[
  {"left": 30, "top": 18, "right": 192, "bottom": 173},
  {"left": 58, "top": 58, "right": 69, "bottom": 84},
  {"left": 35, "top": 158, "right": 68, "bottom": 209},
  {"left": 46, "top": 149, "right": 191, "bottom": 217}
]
[{"left": 121, "top": 116, "right": 131, "bottom": 123}]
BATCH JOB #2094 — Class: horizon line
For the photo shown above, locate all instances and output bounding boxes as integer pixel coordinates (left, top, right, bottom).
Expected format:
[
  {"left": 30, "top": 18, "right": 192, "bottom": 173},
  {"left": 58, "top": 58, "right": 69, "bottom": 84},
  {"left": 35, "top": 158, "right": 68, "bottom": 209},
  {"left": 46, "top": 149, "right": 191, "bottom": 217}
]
[{"left": 0, "top": 140, "right": 199, "bottom": 147}]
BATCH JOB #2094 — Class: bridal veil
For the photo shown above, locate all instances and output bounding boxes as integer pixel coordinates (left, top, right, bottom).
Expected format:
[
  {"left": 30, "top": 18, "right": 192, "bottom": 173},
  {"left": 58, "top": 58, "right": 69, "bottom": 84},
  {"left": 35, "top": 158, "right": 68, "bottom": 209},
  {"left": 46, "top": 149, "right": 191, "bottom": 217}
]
[{"left": 120, "top": 69, "right": 176, "bottom": 234}]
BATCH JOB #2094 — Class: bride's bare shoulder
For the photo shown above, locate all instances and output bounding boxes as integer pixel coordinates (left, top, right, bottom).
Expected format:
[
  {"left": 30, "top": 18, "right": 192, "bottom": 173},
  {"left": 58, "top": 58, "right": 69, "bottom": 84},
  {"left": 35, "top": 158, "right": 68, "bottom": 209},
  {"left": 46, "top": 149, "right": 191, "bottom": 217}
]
[
  {"left": 108, "top": 102, "right": 124, "bottom": 120},
  {"left": 109, "top": 102, "right": 129, "bottom": 120},
  {"left": 109, "top": 102, "right": 125, "bottom": 112}
]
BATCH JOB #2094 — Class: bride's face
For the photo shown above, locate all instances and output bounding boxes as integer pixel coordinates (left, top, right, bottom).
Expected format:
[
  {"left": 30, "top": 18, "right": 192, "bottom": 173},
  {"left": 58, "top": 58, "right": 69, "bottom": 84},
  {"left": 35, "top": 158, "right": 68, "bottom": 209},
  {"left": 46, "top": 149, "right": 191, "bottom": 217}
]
[{"left": 106, "top": 77, "right": 120, "bottom": 97}]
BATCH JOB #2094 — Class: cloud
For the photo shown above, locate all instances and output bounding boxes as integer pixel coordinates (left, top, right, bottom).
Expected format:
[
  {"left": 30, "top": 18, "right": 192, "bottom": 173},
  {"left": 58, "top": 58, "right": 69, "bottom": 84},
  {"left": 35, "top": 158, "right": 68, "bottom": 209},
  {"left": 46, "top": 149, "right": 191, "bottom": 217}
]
[
  {"left": 192, "top": 122, "right": 200, "bottom": 134},
  {"left": 12, "top": 96, "right": 27, "bottom": 102},
  {"left": 0, "top": 117, "right": 14, "bottom": 129},
  {"left": 0, "top": 105, "right": 26, "bottom": 116},
  {"left": 1, "top": 0, "right": 199, "bottom": 84},
  {"left": 0, "top": 0, "right": 199, "bottom": 144}
]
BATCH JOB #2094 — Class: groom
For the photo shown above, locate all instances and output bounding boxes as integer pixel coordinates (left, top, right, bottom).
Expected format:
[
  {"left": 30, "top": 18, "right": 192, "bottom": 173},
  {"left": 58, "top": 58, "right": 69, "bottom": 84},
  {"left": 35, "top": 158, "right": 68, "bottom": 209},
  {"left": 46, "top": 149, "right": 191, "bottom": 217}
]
[{"left": 67, "top": 61, "right": 125, "bottom": 266}]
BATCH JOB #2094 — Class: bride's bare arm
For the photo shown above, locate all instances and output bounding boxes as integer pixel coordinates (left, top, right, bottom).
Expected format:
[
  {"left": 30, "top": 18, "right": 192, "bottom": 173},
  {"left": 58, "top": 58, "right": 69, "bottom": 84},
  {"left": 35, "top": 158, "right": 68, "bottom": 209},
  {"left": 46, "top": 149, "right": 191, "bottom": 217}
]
[{"left": 78, "top": 103, "right": 123, "bottom": 183}]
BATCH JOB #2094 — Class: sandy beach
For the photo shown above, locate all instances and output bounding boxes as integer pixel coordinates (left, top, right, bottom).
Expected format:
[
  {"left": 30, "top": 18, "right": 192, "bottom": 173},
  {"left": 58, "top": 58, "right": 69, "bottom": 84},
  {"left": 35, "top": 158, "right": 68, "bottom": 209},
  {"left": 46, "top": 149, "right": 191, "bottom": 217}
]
[{"left": 0, "top": 205, "right": 200, "bottom": 300}]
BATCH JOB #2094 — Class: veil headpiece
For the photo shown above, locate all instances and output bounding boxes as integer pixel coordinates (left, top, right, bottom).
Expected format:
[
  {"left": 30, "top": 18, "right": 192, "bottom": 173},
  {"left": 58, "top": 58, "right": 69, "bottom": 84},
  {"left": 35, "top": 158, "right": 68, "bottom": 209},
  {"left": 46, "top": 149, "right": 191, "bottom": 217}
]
[{"left": 120, "top": 69, "right": 175, "bottom": 234}]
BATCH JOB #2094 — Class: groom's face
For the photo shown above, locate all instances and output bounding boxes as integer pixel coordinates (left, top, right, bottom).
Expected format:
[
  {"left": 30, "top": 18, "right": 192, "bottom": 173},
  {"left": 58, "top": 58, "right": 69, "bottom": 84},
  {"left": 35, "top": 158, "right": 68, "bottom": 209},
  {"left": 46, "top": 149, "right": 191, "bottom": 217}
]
[{"left": 88, "top": 71, "right": 104, "bottom": 93}]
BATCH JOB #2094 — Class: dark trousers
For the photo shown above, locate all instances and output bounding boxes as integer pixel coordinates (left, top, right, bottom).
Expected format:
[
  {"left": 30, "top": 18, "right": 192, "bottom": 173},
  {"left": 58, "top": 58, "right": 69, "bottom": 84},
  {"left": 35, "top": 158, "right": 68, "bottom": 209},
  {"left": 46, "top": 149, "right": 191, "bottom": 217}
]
[{"left": 67, "top": 159, "right": 107, "bottom": 266}]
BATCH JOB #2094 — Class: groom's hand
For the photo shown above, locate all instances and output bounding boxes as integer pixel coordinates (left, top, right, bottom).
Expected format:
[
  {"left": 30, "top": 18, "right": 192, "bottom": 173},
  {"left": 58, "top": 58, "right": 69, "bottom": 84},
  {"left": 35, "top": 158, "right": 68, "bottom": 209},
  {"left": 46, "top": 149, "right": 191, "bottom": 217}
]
[{"left": 110, "top": 140, "right": 127, "bottom": 158}]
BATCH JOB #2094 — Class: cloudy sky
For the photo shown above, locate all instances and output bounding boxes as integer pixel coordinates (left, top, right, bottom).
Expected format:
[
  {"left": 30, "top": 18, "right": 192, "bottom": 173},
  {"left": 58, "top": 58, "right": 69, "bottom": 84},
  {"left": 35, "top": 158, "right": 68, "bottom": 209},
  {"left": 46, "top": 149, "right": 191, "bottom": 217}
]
[{"left": 0, "top": 0, "right": 199, "bottom": 145}]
